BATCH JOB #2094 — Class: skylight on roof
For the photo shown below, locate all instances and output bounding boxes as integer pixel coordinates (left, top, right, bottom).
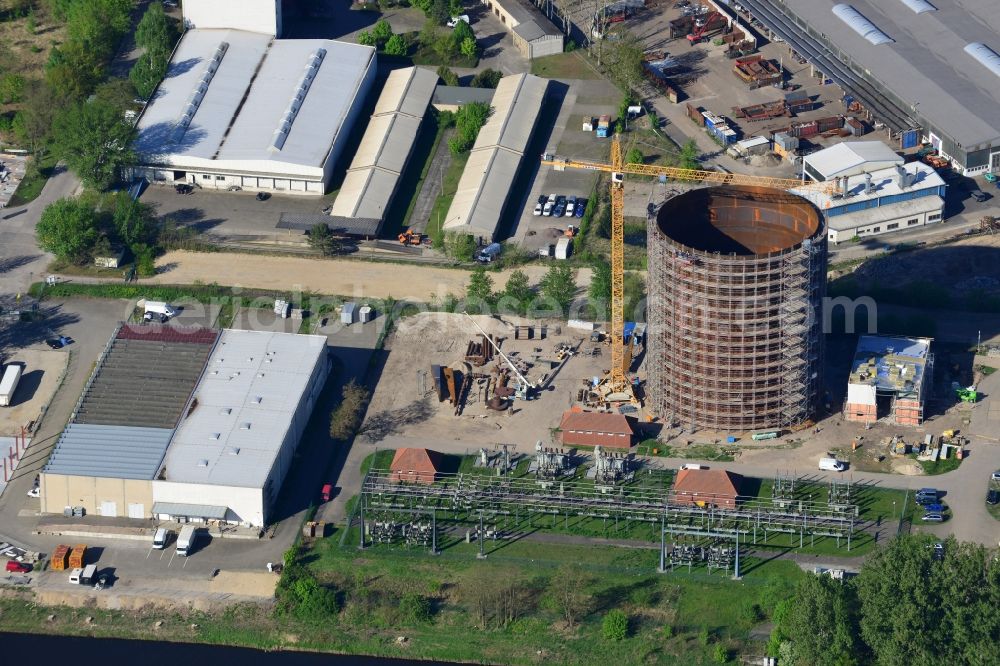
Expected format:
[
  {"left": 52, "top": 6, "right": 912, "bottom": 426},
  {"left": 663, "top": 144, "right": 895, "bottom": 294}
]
[
  {"left": 899, "top": 0, "right": 935, "bottom": 13},
  {"left": 832, "top": 4, "right": 894, "bottom": 46},
  {"left": 964, "top": 43, "right": 1000, "bottom": 79}
]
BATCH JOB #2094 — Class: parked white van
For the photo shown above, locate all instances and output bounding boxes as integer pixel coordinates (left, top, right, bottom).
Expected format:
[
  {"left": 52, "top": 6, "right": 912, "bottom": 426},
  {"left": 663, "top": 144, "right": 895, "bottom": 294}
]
[
  {"left": 152, "top": 528, "right": 169, "bottom": 550},
  {"left": 819, "top": 457, "right": 846, "bottom": 472},
  {"left": 143, "top": 301, "right": 177, "bottom": 318}
]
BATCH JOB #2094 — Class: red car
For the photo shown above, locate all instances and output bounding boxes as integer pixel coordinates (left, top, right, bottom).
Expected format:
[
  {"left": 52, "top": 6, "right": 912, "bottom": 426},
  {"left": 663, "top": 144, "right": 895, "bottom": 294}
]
[
  {"left": 320, "top": 484, "right": 332, "bottom": 502},
  {"left": 5, "top": 560, "right": 31, "bottom": 573}
]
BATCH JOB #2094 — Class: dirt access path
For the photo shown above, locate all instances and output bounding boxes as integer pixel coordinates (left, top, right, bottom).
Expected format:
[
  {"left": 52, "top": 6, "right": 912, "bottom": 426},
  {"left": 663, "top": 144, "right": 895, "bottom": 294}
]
[{"left": 150, "top": 250, "right": 589, "bottom": 300}]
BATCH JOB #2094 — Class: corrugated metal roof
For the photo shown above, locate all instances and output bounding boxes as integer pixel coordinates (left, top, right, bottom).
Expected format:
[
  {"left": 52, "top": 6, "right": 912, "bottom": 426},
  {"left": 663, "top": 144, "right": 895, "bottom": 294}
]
[
  {"left": 43, "top": 424, "right": 173, "bottom": 480},
  {"left": 769, "top": 0, "right": 1000, "bottom": 150},
  {"left": 803, "top": 141, "right": 902, "bottom": 180},
  {"left": 374, "top": 66, "right": 439, "bottom": 119},
  {"left": 474, "top": 74, "right": 547, "bottom": 152},
  {"left": 443, "top": 147, "right": 524, "bottom": 240},
  {"left": 152, "top": 502, "right": 229, "bottom": 520},
  {"left": 162, "top": 330, "right": 327, "bottom": 489},
  {"left": 794, "top": 159, "right": 944, "bottom": 212},
  {"left": 135, "top": 30, "right": 375, "bottom": 175},
  {"left": 443, "top": 74, "right": 547, "bottom": 241},
  {"left": 832, "top": 4, "right": 893, "bottom": 46},
  {"left": 330, "top": 67, "right": 436, "bottom": 222}
]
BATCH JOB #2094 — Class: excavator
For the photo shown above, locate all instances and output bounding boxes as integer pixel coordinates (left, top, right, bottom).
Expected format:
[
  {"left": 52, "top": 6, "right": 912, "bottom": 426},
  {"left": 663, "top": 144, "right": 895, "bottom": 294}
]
[
  {"left": 397, "top": 228, "right": 425, "bottom": 246},
  {"left": 541, "top": 135, "right": 834, "bottom": 407}
]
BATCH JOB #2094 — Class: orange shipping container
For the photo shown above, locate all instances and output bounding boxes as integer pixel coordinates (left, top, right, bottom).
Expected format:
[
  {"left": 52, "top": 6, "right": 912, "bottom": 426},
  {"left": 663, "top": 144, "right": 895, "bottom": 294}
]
[
  {"left": 68, "top": 544, "right": 87, "bottom": 569},
  {"left": 50, "top": 544, "right": 70, "bottom": 571}
]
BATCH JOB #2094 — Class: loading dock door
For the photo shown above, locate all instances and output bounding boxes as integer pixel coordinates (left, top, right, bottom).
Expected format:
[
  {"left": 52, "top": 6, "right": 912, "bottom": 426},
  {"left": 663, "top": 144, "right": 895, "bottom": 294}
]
[
  {"left": 127, "top": 503, "right": 144, "bottom": 519},
  {"left": 100, "top": 501, "right": 118, "bottom": 517}
]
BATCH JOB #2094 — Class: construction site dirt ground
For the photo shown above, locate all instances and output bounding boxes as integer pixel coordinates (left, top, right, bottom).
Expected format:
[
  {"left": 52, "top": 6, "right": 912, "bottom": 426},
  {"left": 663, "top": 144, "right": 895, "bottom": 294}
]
[
  {"left": 0, "top": 349, "right": 69, "bottom": 437},
  {"left": 359, "top": 312, "right": 619, "bottom": 454},
  {"left": 149, "top": 250, "right": 592, "bottom": 302}
]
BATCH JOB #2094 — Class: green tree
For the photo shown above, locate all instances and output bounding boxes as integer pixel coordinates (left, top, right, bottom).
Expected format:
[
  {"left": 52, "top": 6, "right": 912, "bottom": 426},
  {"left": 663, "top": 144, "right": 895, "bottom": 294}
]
[
  {"left": 45, "top": 41, "right": 104, "bottom": 100},
  {"left": 502, "top": 269, "right": 532, "bottom": 308},
  {"left": 307, "top": 223, "right": 342, "bottom": 256},
  {"left": 601, "top": 609, "right": 628, "bottom": 641},
  {"left": 470, "top": 68, "right": 502, "bottom": 89},
  {"left": 135, "top": 2, "right": 177, "bottom": 57},
  {"left": 781, "top": 574, "right": 860, "bottom": 666},
  {"left": 65, "top": 0, "right": 133, "bottom": 56},
  {"left": 605, "top": 32, "right": 644, "bottom": 93},
  {"left": 550, "top": 563, "right": 591, "bottom": 628},
  {"left": 540, "top": 264, "right": 576, "bottom": 312},
  {"left": 372, "top": 18, "right": 393, "bottom": 45},
  {"left": 111, "top": 193, "right": 154, "bottom": 248},
  {"left": 329, "top": 381, "right": 370, "bottom": 441},
  {"left": 52, "top": 98, "right": 136, "bottom": 190},
  {"left": 429, "top": 0, "right": 449, "bottom": 24},
  {"left": 0, "top": 74, "right": 26, "bottom": 104},
  {"left": 357, "top": 30, "right": 376, "bottom": 47},
  {"left": 130, "top": 51, "right": 168, "bottom": 99},
  {"left": 447, "top": 101, "right": 490, "bottom": 155},
  {"left": 12, "top": 86, "right": 59, "bottom": 159},
  {"left": 460, "top": 36, "right": 478, "bottom": 59},
  {"left": 436, "top": 65, "right": 459, "bottom": 86},
  {"left": 589, "top": 261, "right": 611, "bottom": 318},
  {"left": 625, "top": 147, "right": 643, "bottom": 165},
  {"left": 679, "top": 139, "right": 700, "bottom": 170},
  {"left": 648, "top": 110, "right": 659, "bottom": 130},
  {"left": 451, "top": 19, "right": 473, "bottom": 44},
  {"left": 443, "top": 231, "right": 476, "bottom": 259},
  {"left": 712, "top": 644, "right": 729, "bottom": 664},
  {"left": 36, "top": 198, "right": 101, "bottom": 264},
  {"left": 384, "top": 34, "right": 408, "bottom": 56},
  {"left": 466, "top": 267, "right": 494, "bottom": 306}
]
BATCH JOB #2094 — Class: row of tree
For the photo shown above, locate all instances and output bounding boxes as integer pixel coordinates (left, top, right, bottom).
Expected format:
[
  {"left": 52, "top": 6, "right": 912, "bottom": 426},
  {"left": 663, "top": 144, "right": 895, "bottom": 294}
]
[
  {"left": 357, "top": 18, "right": 407, "bottom": 57},
  {"left": 130, "top": 2, "right": 179, "bottom": 98},
  {"left": 466, "top": 264, "right": 577, "bottom": 314},
  {"left": 774, "top": 535, "right": 1000, "bottom": 665}
]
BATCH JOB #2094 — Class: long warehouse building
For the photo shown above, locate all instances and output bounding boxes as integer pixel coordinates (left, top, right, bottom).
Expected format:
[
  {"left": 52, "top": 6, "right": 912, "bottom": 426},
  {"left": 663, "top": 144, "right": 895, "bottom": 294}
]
[
  {"left": 40, "top": 325, "right": 329, "bottom": 527},
  {"left": 444, "top": 73, "right": 548, "bottom": 244},
  {"left": 132, "top": 29, "right": 376, "bottom": 194},
  {"left": 329, "top": 67, "right": 438, "bottom": 230},
  {"left": 739, "top": 0, "right": 1000, "bottom": 176}
]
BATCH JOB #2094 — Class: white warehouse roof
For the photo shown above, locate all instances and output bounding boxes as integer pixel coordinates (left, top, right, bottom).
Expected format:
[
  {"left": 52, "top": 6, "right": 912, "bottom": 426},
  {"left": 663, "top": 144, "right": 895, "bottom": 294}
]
[
  {"left": 135, "top": 30, "right": 375, "bottom": 179},
  {"left": 160, "top": 329, "right": 327, "bottom": 489},
  {"left": 444, "top": 73, "right": 547, "bottom": 241},
  {"left": 803, "top": 141, "right": 903, "bottom": 181}
]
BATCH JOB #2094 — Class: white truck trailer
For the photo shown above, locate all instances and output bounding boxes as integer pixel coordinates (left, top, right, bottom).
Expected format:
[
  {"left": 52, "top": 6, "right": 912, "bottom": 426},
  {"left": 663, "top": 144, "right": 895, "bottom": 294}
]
[{"left": 0, "top": 364, "right": 23, "bottom": 407}]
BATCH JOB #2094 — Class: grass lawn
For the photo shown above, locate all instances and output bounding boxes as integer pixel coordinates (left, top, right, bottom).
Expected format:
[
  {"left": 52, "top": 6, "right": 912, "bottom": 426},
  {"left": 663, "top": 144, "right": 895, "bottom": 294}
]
[
  {"left": 407, "top": 32, "right": 478, "bottom": 68},
  {"left": 300, "top": 533, "right": 806, "bottom": 665},
  {"left": 391, "top": 117, "right": 449, "bottom": 236},
  {"left": 8, "top": 152, "right": 57, "bottom": 207},
  {"left": 919, "top": 456, "right": 962, "bottom": 475},
  {"left": 425, "top": 149, "right": 469, "bottom": 246},
  {"left": 530, "top": 52, "right": 601, "bottom": 79}
]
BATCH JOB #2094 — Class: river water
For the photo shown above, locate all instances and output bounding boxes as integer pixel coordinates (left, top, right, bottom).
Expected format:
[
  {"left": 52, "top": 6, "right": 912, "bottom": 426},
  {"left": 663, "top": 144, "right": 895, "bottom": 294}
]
[{"left": 0, "top": 632, "right": 452, "bottom": 665}]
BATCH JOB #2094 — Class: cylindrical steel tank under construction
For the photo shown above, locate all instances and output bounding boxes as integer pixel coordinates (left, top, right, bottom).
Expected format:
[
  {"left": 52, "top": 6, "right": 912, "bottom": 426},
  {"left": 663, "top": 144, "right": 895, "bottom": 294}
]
[{"left": 647, "top": 185, "right": 826, "bottom": 431}]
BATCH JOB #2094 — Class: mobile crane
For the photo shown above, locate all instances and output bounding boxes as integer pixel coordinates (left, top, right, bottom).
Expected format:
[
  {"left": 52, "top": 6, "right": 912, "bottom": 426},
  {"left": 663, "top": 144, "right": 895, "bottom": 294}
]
[{"left": 541, "top": 135, "right": 834, "bottom": 405}]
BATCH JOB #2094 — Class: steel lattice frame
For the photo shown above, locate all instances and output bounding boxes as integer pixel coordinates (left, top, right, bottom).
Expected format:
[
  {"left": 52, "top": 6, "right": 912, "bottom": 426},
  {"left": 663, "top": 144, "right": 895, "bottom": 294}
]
[{"left": 357, "top": 469, "right": 860, "bottom": 548}]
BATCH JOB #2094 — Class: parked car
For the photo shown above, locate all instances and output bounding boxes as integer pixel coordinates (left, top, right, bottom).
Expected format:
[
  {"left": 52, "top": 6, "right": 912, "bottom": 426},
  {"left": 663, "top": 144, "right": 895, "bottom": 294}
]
[
  {"left": 986, "top": 489, "right": 999, "bottom": 505},
  {"left": 542, "top": 201, "right": 554, "bottom": 216},
  {"left": 972, "top": 190, "right": 990, "bottom": 203},
  {"left": 446, "top": 15, "right": 470, "bottom": 27},
  {"left": 553, "top": 195, "right": 567, "bottom": 217},
  {"left": 26, "top": 486, "right": 39, "bottom": 498},
  {"left": 537, "top": 194, "right": 548, "bottom": 205},
  {"left": 5, "top": 560, "right": 31, "bottom": 573},
  {"left": 174, "top": 183, "right": 193, "bottom": 194},
  {"left": 915, "top": 488, "right": 939, "bottom": 505},
  {"left": 679, "top": 464, "right": 708, "bottom": 470},
  {"left": 565, "top": 196, "right": 577, "bottom": 217},
  {"left": 321, "top": 483, "right": 333, "bottom": 502},
  {"left": 533, "top": 202, "right": 543, "bottom": 216},
  {"left": 256, "top": 192, "right": 270, "bottom": 201},
  {"left": 921, "top": 513, "right": 944, "bottom": 522},
  {"left": 46, "top": 336, "right": 72, "bottom": 349},
  {"left": 575, "top": 198, "right": 586, "bottom": 217},
  {"left": 991, "top": 470, "right": 1000, "bottom": 481},
  {"left": 922, "top": 503, "right": 945, "bottom": 514}
]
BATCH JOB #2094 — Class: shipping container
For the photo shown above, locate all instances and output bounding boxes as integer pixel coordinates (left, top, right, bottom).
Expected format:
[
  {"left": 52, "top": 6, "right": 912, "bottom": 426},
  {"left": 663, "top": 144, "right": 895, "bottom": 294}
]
[
  {"left": 68, "top": 544, "right": 87, "bottom": 569},
  {"left": 815, "top": 116, "right": 844, "bottom": 133},
  {"left": 0, "top": 363, "right": 23, "bottom": 407},
  {"left": 50, "top": 544, "right": 70, "bottom": 571},
  {"left": 686, "top": 103, "right": 704, "bottom": 125}
]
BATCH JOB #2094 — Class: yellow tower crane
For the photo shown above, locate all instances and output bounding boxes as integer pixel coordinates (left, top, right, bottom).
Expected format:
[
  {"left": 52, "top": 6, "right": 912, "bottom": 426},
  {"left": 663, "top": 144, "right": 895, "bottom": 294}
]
[{"left": 541, "top": 135, "right": 835, "bottom": 404}]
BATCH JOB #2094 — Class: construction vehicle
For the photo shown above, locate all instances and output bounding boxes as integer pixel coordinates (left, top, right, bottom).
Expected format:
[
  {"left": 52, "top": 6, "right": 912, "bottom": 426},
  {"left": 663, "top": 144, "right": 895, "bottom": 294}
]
[
  {"left": 397, "top": 229, "right": 424, "bottom": 246},
  {"left": 463, "top": 312, "right": 535, "bottom": 400},
  {"left": 541, "top": 137, "right": 833, "bottom": 406},
  {"left": 596, "top": 114, "right": 611, "bottom": 138},
  {"left": 687, "top": 11, "right": 726, "bottom": 45}
]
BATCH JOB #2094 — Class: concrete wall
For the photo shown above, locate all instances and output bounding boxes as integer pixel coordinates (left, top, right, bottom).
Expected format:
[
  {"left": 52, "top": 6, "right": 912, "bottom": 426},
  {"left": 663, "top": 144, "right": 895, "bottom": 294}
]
[
  {"left": 182, "top": 0, "right": 281, "bottom": 36},
  {"left": 40, "top": 473, "right": 153, "bottom": 519},
  {"left": 523, "top": 34, "right": 563, "bottom": 59}
]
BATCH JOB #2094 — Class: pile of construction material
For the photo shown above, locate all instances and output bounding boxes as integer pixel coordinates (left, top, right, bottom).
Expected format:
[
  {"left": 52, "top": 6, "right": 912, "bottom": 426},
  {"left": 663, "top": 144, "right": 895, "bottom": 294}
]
[{"left": 732, "top": 54, "right": 781, "bottom": 89}]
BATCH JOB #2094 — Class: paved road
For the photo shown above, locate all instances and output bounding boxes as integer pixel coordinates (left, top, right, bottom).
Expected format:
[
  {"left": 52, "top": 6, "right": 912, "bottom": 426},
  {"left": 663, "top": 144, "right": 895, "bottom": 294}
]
[{"left": 0, "top": 167, "right": 81, "bottom": 299}]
